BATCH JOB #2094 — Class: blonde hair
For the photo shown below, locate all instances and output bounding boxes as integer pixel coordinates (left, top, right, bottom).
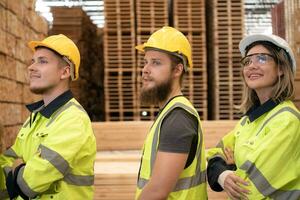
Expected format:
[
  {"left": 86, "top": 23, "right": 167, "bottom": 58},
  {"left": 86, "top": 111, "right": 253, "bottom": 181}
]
[{"left": 239, "top": 42, "right": 295, "bottom": 113}]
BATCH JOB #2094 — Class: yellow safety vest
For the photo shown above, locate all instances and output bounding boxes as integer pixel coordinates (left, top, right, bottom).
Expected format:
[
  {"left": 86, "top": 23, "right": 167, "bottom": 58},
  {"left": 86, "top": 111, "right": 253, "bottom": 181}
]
[
  {"left": 0, "top": 96, "right": 96, "bottom": 200},
  {"left": 207, "top": 100, "right": 300, "bottom": 199},
  {"left": 136, "top": 96, "right": 207, "bottom": 199}
]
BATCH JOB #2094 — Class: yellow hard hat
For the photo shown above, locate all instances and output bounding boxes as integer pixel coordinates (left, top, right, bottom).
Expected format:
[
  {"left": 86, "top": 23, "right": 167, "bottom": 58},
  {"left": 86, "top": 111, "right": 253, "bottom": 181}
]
[
  {"left": 136, "top": 26, "right": 192, "bottom": 71},
  {"left": 28, "top": 34, "right": 80, "bottom": 81}
]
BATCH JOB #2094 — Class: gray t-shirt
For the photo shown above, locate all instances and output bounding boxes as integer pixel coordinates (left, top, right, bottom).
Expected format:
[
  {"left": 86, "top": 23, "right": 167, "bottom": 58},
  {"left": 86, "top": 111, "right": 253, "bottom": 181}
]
[{"left": 158, "top": 108, "right": 198, "bottom": 168}]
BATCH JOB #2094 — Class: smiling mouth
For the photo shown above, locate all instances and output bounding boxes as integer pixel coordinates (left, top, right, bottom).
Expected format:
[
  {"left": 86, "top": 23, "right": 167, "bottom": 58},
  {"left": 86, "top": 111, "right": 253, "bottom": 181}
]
[
  {"left": 30, "top": 74, "right": 41, "bottom": 79},
  {"left": 248, "top": 74, "right": 262, "bottom": 79}
]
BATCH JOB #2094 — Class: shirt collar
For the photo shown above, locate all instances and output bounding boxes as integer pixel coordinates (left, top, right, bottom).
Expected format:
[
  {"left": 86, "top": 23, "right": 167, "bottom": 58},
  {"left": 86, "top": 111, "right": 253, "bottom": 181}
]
[
  {"left": 246, "top": 99, "right": 279, "bottom": 122},
  {"left": 26, "top": 90, "right": 73, "bottom": 118}
]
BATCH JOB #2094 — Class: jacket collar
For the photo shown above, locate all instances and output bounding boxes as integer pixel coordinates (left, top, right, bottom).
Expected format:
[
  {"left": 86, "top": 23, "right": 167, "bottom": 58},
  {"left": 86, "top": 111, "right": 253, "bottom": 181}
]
[
  {"left": 246, "top": 99, "right": 279, "bottom": 122},
  {"left": 26, "top": 90, "right": 73, "bottom": 118}
]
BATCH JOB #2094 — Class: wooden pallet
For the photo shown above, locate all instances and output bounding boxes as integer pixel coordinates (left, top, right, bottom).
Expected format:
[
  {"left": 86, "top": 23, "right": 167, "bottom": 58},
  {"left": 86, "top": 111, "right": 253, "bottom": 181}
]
[
  {"left": 206, "top": 0, "right": 244, "bottom": 120},
  {"left": 136, "top": 0, "right": 168, "bottom": 34},
  {"left": 174, "top": 0, "right": 206, "bottom": 32},
  {"left": 104, "top": 0, "right": 135, "bottom": 33}
]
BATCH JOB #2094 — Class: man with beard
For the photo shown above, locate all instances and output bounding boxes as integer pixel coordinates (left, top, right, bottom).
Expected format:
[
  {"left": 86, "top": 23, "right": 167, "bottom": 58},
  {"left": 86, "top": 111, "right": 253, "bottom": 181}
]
[
  {"left": 135, "top": 26, "right": 207, "bottom": 200},
  {"left": 0, "top": 34, "right": 96, "bottom": 200}
]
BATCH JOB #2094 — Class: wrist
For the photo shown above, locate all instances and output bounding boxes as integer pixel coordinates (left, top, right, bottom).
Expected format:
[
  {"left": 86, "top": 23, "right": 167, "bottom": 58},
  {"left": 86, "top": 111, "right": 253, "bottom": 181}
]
[{"left": 218, "top": 170, "right": 234, "bottom": 189}]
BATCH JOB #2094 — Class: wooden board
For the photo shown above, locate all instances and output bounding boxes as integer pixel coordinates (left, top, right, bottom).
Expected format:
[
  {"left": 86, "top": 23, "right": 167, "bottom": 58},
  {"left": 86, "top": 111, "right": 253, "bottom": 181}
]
[{"left": 92, "top": 120, "right": 237, "bottom": 151}]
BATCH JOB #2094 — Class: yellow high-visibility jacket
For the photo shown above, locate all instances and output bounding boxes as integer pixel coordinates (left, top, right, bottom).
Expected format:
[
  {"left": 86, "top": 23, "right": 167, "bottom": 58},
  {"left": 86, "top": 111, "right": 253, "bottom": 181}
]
[
  {"left": 207, "top": 100, "right": 300, "bottom": 199},
  {"left": 136, "top": 96, "right": 207, "bottom": 199},
  {"left": 0, "top": 90, "right": 96, "bottom": 200}
]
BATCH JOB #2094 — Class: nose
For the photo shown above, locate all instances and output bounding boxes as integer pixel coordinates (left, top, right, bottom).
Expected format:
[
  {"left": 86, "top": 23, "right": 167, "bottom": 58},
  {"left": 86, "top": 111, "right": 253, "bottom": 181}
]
[
  {"left": 142, "top": 62, "right": 150, "bottom": 75},
  {"left": 28, "top": 61, "right": 37, "bottom": 72}
]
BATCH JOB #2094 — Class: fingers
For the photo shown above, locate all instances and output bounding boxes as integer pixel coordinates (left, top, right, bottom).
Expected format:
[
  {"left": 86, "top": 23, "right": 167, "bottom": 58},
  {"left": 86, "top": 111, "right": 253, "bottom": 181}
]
[{"left": 224, "top": 173, "right": 250, "bottom": 200}]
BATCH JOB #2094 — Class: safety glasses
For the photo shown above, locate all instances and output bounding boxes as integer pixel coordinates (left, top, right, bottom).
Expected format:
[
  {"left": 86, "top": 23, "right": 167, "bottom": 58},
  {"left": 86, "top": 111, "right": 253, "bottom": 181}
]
[{"left": 240, "top": 53, "right": 276, "bottom": 67}]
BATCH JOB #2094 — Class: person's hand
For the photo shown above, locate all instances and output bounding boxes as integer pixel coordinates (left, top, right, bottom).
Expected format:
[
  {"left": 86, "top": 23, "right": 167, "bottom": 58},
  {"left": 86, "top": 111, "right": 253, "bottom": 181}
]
[
  {"left": 223, "top": 172, "right": 250, "bottom": 200},
  {"left": 224, "top": 147, "right": 235, "bottom": 165},
  {"left": 12, "top": 158, "right": 24, "bottom": 172}
]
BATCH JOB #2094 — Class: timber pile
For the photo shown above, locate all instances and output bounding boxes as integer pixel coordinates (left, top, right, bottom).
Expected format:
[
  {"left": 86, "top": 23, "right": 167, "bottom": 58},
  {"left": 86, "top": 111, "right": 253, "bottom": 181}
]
[
  {"left": 103, "top": 0, "right": 137, "bottom": 121},
  {"left": 206, "top": 0, "right": 244, "bottom": 119},
  {"left": 272, "top": 0, "right": 300, "bottom": 109},
  {"left": 93, "top": 120, "right": 236, "bottom": 200},
  {"left": 50, "top": 7, "right": 104, "bottom": 121},
  {"left": 0, "top": 0, "right": 47, "bottom": 150}
]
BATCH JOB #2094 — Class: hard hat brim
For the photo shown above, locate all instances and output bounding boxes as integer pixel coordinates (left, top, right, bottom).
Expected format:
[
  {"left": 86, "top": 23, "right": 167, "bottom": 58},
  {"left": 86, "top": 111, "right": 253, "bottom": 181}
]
[
  {"left": 135, "top": 44, "right": 145, "bottom": 52},
  {"left": 28, "top": 41, "right": 59, "bottom": 54},
  {"left": 240, "top": 34, "right": 285, "bottom": 56}
]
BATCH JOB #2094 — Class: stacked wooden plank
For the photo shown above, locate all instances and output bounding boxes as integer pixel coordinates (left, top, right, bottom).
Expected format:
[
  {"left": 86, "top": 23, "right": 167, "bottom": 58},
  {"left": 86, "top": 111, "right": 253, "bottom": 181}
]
[
  {"left": 50, "top": 7, "right": 105, "bottom": 121},
  {"left": 284, "top": 0, "right": 300, "bottom": 109},
  {"left": 135, "top": 0, "right": 168, "bottom": 120},
  {"left": 206, "top": 0, "right": 244, "bottom": 119},
  {"left": 0, "top": 0, "right": 47, "bottom": 151},
  {"left": 103, "top": 0, "right": 137, "bottom": 121},
  {"left": 273, "top": 0, "right": 300, "bottom": 109},
  {"left": 174, "top": 0, "right": 208, "bottom": 120},
  {"left": 93, "top": 121, "right": 235, "bottom": 200}
]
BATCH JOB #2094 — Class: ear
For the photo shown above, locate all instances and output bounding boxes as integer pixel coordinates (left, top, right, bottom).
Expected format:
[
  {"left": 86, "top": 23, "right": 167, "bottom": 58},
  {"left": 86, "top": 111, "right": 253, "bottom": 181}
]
[
  {"left": 173, "top": 63, "right": 184, "bottom": 78},
  {"left": 60, "top": 65, "right": 71, "bottom": 80}
]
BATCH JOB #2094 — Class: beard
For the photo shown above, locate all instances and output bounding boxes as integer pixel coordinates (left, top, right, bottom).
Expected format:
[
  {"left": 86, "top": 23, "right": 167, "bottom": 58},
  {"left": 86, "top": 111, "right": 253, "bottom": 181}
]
[{"left": 140, "top": 76, "right": 173, "bottom": 106}]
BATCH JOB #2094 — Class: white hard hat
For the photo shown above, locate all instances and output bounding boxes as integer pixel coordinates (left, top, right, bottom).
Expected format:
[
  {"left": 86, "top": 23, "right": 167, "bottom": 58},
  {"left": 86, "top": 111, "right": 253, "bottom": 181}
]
[{"left": 239, "top": 34, "right": 296, "bottom": 74}]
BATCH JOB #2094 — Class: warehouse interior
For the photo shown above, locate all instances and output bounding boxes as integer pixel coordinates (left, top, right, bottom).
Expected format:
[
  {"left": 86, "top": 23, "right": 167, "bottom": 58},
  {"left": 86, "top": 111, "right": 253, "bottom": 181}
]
[{"left": 0, "top": 0, "right": 299, "bottom": 199}]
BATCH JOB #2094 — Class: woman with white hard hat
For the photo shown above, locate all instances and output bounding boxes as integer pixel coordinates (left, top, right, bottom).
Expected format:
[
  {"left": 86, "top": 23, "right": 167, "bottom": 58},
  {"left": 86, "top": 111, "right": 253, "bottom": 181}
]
[{"left": 207, "top": 34, "right": 300, "bottom": 200}]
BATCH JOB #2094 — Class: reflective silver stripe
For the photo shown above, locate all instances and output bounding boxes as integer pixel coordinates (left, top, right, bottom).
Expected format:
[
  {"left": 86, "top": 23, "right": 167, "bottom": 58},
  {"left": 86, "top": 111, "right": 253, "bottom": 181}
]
[
  {"left": 46, "top": 101, "right": 86, "bottom": 127},
  {"left": 3, "top": 148, "right": 19, "bottom": 158},
  {"left": 40, "top": 144, "right": 69, "bottom": 175},
  {"left": 256, "top": 107, "right": 300, "bottom": 136},
  {"left": 3, "top": 166, "right": 12, "bottom": 178},
  {"left": 138, "top": 102, "right": 206, "bottom": 191},
  {"left": 23, "top": 118, "right": 30, "bottom": 128},
  {"left": 240, "top": 116, "right": 247, "bottom": 126},
  {"left": 0, "top": 189, "right": 9, "bottom": 199},
  {"left": 17, "top": 166, "right": 39, "bottom": 198},
  {"left": 64, "top": 173, "right": 94, "bottom": 186},
  {"left": 173, "top": 170, "right": 206, "bottom": 191},
  {"left": 138, "top": 170, "right": 207, "bottom": 191},
  {"left": 240, "top": 160, "right": 300, "bottom": 199}
]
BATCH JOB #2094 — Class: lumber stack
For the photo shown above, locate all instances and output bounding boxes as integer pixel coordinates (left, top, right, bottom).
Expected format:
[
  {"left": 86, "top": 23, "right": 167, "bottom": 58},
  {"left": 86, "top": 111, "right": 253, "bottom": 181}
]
[
  {"left": 174, "top": 0, "right": 208, "bottom": 119},
  {"left": 272, "top": 0, "right": 300, "bottom": 109},
  {"left": 103, "top": 0, "right": 137, "bottom": 121},
  {"left": 206, "top": 0, "right": 244, "bottom": 120},
  {"left": 50, "top": 7, "right": 104, "bottom": 121},
  {"left": 0, "top": 0, "right": 47, "bottom": 150},
  {"left": 92, "top": 120, "right": 236, "bottom": 151},
  {"left": 93, "top": 120, "right": 235, "bottom": 200}
]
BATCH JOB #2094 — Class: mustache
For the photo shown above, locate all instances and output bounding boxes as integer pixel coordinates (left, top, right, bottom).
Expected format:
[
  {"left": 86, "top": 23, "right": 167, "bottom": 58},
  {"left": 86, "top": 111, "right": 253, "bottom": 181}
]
[{"left": 142, "top": 75, "right": 154, "bottom": 81}]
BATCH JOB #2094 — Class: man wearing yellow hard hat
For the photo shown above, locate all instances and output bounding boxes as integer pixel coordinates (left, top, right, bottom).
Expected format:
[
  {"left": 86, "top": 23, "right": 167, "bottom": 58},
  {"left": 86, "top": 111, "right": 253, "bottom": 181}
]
[
  {"left": 0, "top": 34, "right": 96, "bottom": 199},
  {"left": 135, "top": 26, "right": 207, "bottom": 199}
]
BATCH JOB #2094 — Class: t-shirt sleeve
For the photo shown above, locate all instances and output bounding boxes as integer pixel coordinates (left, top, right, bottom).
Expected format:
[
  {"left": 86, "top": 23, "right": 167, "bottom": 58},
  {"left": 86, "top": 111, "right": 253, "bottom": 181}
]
[{"left": 158, "top": 107, "right": 198, "bottom": 153}]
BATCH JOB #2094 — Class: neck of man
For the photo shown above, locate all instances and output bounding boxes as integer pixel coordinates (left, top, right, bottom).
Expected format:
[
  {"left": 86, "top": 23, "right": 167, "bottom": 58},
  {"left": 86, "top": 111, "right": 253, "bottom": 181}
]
[
  {"left": 158, "top": 85, "right": 183, "bottom": 109},
  {"left": 43, "top": 83, "right": 70, "bottom": 106}
]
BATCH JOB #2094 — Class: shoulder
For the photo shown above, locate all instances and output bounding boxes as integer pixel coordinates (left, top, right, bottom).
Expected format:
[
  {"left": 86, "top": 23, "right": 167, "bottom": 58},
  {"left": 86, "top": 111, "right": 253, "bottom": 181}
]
[{"left": 268, "top": 100, "right": 300, "bottom": 122}]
